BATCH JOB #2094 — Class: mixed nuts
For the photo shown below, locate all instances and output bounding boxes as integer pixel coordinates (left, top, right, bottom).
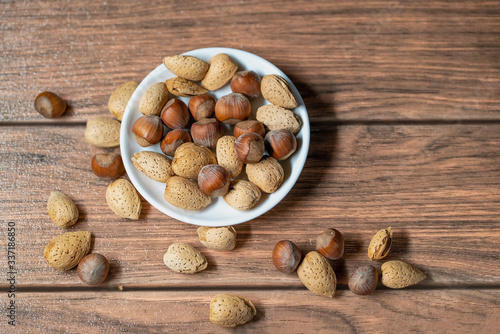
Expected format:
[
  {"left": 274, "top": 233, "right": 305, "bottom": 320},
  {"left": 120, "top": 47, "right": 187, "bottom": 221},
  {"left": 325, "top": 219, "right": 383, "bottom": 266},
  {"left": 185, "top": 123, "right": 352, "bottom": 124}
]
[
  {"left": 129, "top": 51, "right": 302, "bottom": 212},
  {"left": 272, "top": 227, "right": 426, "bottom": 299}
]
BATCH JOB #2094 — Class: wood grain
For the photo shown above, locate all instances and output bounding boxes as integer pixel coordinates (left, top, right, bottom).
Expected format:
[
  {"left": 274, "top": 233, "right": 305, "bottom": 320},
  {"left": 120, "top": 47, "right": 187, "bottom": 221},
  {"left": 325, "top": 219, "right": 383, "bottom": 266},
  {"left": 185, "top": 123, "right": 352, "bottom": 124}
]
[
  {"left": 3, "top": 289, "right": 499, "bottom": 333},
  {"left": 1, "top": 123, "right": 499, "bottom": 286},
  {"left": 1, "top": 0, "right": 499, "bottom": 122}
]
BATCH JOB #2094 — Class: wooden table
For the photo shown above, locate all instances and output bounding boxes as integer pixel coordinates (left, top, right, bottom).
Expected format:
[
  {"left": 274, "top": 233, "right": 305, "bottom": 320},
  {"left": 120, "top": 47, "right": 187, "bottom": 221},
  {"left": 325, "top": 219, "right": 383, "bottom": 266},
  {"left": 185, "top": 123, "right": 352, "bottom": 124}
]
[{"left": 1, "top": 0, "right": 500, "bottom": 332}]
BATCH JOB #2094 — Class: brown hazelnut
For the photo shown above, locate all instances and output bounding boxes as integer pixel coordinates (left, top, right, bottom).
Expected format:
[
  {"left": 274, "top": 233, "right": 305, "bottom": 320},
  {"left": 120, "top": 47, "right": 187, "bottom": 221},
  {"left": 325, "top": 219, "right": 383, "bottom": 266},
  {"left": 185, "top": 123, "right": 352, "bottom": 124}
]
[
  {"left": 34, "top": 91, "right": 67, "bottom": 118},
  {"left": 190, "top": 118, "right": 222, "bottom": 149},
  {"left": 272, "top": 240, "right": 302, "bottom": 273},
  {"left": 188, "top": 94, "right": 216, "bottom": 121},
  {"left": 77, "top": 253, "right": 110, "bottom": 285},
  {"left": 160, "top": 98, "right": 190, "bottom": 129},
  {"left": 234, "top": 120, "right": 266, "bottom": 138},
  {"left": 91, "top": 153, "right": 124, "bottom": 179},
  {"left": 348, "top": 265, "right": 379, "bottom": 295},
  {"left": 132, "top": 115, "right": 163, "bottom": 147},
  {"left": 215, "top": 93, "right": 251, "bottom": 124},
  {"left": 160, "top": 129, "right": 192, "bottom": 156},
  {"left": 316, "top": 228, "right": 344, "bottom": 260},
  {"left": 265, "top": 129, "right": 297, "bottom": 160},
  {"left": 231, "top": 71, "right": 261, "bottom": 98},
  {"left": 234, "top": 132, "right": 265, "bottom": 164},
  {"left": 198, "top": 164, "right": 230, "bottom": 197}
]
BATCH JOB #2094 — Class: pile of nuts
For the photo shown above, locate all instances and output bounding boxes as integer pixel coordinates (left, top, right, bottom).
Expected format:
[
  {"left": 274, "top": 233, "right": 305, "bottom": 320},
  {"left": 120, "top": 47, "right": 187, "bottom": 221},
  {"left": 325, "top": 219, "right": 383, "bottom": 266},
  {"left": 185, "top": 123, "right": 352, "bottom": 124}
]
[
  {"left": 124, "top": 52, "right": 303, "bottom": 212},
  {"left": 272, "top": 227, "right": 426, "bottom": 297}
]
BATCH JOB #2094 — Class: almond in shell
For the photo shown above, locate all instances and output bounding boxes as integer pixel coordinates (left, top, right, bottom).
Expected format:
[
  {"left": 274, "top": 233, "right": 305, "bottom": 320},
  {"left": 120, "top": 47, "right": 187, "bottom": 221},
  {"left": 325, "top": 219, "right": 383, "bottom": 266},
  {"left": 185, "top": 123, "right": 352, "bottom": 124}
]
[
  {"left": 216, "top": 135, "right": 243, "bottom": 178},
  {"left": 166, "top": 77, "right": 209, "bottom": 97},
  {"left": 201, "top": 53, "right": 238, "bottom": 91},
  {"left": 108, "top": 81, "right": 139, "bottom": 120},
  {"left": 256, "top": 104, "right": 302, "bottom": 134},
  {"left": 223, "top": 180, "right": 261, "bottom": 211},
  {"left": 163, "top": 55, "right": 209, "bottom": 81},
  {"left": 163, "top": 242, "right": 207, "bottom": 274},
  {"left": 47, "top": 191, "right": 79, "bottom": 228},
  {"left": 261, "top": 74, "right": 298, "bottom": 109},
  {"left": 209, "top": 293, "right": 256, "bottom": 327},
  {"left": 246, "top": 156, "right": 284, "bottom": 193},
  {"left": 164, "top": 176, "right": 211, "bottom": 210},
  {"left": 197, "top": 226, "right": 237, "bottom": 251},
  {"left": 131, "top": 151, "right": 174, "bottom": 183},
  {"left": 139, "top": 82, "right": 169, "bottom": 116},
  {"left": 106, "top": 179, "right": 142, "bottom": 220},
  {"left": 368, "top": 227, "right": 393, "bottom": 261},
  {"left": 297, "top": 251, "right": 337, "bottom": 298},
  {"left": 171, "top": 142, "right": 217, "bottom": 179},
  {"left": 43, "top": 231, "right": 91, "bottom": 270},
  {"left": 84, "top": 117, "right": 121, "bottom": 148},
  {"left": 381, "top": 260, "right": 426, "bottom": 288}
]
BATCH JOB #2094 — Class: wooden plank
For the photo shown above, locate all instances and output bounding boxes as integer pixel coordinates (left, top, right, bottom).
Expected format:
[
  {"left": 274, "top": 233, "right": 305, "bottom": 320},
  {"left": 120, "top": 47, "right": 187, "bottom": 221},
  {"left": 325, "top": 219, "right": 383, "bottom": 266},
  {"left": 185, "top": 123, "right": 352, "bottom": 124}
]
[
  {"left": 1, "top": 0, "right": 499, "bottom": 122},
  {"left": 3, "top": 289, "right": 499, "bottom": 333},
  {"left": 1, "top": 123, "right": 500, "bottom": 287}
]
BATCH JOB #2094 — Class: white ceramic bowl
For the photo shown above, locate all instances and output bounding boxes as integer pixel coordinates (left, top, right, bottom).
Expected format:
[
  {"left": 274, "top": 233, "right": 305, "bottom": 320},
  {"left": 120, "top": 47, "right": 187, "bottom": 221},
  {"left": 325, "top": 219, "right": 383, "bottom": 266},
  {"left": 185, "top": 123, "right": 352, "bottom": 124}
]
[{"left": 121, "top": 47, "right": 310, "bottom": 226}]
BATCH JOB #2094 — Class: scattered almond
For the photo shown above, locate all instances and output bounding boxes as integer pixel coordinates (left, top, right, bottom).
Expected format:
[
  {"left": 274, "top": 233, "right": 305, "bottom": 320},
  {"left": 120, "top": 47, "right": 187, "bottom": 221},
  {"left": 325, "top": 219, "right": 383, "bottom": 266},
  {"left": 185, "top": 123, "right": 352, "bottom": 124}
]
[
  {"left": 84, "top": 117, "right": 121, "bottom": 148},
  {"left": 163, "top": 242, "right": 207, "bottom": 274},
  {"left": 368, "top": 227, "right": 393, "bottom": 261},
  {"left": 163, "top": 55, "right": 209, "bottom": 81},
  {"left": 256, "top": 104, "right": 302, "bottom": 134},
  {"left": 197, "top": 226, "right": 237, "bottom": 251},
  {"left": 166, "top": 77, "right": 209, "bottom": 97},
  {"left": 261, "top": 74, "right": 298, "bottom": 109},
  {"left": 297, "top": 251, "right": 337, "bottom": 298},
  {"left": 43, "top": 231, "right": 91, "bottom": 270},
  {"left": 47, "top": 191, "right": 79, "bottom": 228},
  {"left": 381, "top": 260, "right": 426, "bottom": 288},
  {"left": 139, "top": 82, "right": 169, "bottom": 116},
  {"left": 106, "top": 179, "right": 142, "bottom": 220},
  {"left": 108, "top": 81, "right": 139, "bottom": 120},
  {"left": 209, "top": 293, "right": 256, "bottom": 327},
  {"left": 201, "top": 53, "right": 238, "bottom": 91},
  {"left": 131, "top": 151, "right": 174, "bottom": 183},
  {"left": 164, "top": 176, "right": 211, "bottom": 210}
]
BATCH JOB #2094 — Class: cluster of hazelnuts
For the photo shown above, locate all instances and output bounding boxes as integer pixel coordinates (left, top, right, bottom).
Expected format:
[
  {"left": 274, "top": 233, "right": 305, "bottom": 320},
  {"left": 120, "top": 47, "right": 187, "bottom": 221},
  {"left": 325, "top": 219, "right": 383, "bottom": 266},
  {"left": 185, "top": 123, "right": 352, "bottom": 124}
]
[{"left": 131, "top": 71, "right": 297, "bottom": 164}]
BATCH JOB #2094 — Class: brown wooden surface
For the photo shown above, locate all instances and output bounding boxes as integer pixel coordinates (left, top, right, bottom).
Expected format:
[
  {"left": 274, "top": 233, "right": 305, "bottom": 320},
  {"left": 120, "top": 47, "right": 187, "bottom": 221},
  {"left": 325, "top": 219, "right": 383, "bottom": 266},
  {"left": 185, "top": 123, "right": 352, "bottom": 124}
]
[{"left": 1, "top": 0, "right": 500, "bottom": 333}]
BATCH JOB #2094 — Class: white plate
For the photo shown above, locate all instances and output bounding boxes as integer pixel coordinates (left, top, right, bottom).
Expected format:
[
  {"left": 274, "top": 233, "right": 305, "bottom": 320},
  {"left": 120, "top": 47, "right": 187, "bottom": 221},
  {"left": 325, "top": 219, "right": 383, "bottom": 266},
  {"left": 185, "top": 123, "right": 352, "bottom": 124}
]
[{"left": 121, "top": 47, "right": 310, "bottom": 226}]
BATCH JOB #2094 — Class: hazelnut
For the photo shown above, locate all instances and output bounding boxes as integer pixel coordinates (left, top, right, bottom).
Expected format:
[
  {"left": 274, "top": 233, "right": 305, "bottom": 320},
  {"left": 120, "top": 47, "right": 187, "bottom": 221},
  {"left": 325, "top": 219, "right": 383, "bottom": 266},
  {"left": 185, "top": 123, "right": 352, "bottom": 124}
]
[
  {"left": 231, "top": 71, "right": 261, "bottom": 98},
  {"left": 190, "top": 118, "right": 222, "bottom": 149},
  {"left": 234, "top": 120, "right": 266, "bottom": 138},
  {"left": 215, "top": 93, "right": 251, "bottom": 124},
  {"left": 34, "top": 91, "right": 67, "bottom": 118},
  {"left": 132, "top": 115, "right": 163, "bottom": 147},
  {"left": 265, "top": 129, "right": 297, "bottom": 160},
  {"left": 77, "top": 253, "right": 110, "bottom": 285},
  {"left": 198, "top": 164, "right": 230, "bottom": 197},
  {"left": 160, "top": 129, "right": 192, "bottom": 156},
  {"left": 160, "top": 98, "right": 190, "bottom": 129},
  {"left": 316, "top": 228, "right": 344, "bottom": 260},
  {"left": 272, "top": 240, "right": 302, "bottom": 273},
  {"left": 234, "top": 132, "right": 265, "bottom": 164},
  {"left": 91, "top": 153, "right": 124, "bottom": 179},
  {"left": 348, "top": 265, "right": 379, "bottom": 295},
  {"left": 188, "top": 94, "right": 216, "bottom": 121}
]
